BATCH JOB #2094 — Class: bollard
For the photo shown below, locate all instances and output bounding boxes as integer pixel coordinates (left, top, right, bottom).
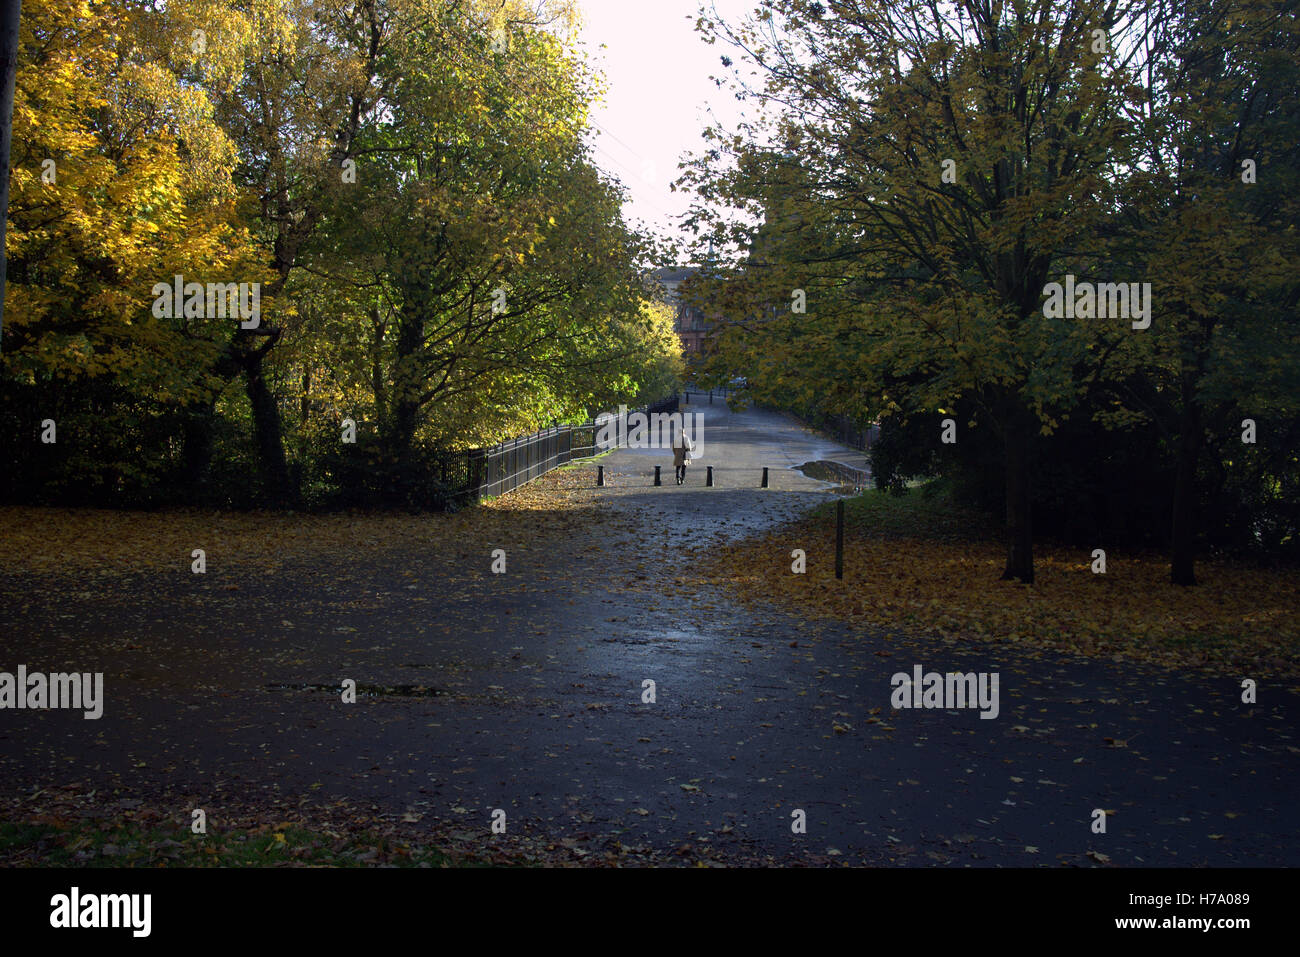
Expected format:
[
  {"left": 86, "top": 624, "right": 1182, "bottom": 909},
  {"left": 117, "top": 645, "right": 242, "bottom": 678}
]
[
  {"left": 654, "top": 465, "right": 662, "bottom": 487},
  {"left": 761, "top": 467, "right": 769, "bottom": 488},
  {"left": 706, "top": 466, "right": 713, "bottom": 487},
  {"left": 835, "top": 499, "right": 845, "bottom": 580},
  {"left": 597, "top": 464, "right": 605, "bottom": 487}
]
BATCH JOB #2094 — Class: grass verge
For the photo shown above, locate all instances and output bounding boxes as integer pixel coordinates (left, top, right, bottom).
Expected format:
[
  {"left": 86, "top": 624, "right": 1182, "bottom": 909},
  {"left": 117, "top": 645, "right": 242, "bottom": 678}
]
[{"left": 704, "top": 482, "right": 1300, "bottom": 680}]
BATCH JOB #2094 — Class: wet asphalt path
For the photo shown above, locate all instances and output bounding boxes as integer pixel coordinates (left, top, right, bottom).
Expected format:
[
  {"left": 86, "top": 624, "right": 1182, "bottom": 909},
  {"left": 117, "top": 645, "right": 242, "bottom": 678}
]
[{"left": 1, "top": 403, "right": 1296, "bottom": 865}]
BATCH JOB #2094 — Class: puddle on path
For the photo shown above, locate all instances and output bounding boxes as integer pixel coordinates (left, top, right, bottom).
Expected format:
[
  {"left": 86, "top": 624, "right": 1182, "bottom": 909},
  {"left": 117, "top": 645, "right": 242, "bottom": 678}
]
[{"left": 793, "top": 460, "right": 870, "bottom": 492}]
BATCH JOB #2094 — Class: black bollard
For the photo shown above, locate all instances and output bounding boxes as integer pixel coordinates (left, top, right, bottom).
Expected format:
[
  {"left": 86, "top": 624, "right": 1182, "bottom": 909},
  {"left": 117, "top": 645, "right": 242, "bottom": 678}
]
[
  {"left": 761, "top": 467, "right": 769, "bottom": 488},
  {"left": 835, "top": 499, "right": 845, "bottom": 580},
  {"left": 597, "top": 464, "right": 605, "bottom": 487},
  {"left": 706, "top": 466, "right": 713, "bottom": 487},
  {"left": 654, "top": 465, "right": 662, "bottom": 487}
]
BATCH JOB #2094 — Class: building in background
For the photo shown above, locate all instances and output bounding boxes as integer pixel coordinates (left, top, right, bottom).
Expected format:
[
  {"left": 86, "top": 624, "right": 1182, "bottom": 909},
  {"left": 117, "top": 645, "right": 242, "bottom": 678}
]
[{"left": 651, "top": 266, "right": 715, "bottom": 356}]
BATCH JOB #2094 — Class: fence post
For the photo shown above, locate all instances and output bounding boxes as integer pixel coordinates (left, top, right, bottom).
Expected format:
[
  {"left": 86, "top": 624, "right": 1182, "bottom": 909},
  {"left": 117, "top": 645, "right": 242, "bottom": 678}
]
[
  {"left": 761, "top": 466, "right": 769, "bottom": 488},
  {"left": 467, "top": 448, "right": 484, "bottom": 501},
  {"left": 835, "top": 499, "right": 845, "bottom": 580},
  {"left": 654, "top": 465, "right": 662, "bottom": 487}
]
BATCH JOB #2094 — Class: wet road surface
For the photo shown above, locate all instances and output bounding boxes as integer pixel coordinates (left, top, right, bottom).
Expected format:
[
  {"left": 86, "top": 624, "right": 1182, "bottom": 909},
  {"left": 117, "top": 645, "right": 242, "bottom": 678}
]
[{"left": 2, "top": 403, "right": 1296, "bottom": 865}]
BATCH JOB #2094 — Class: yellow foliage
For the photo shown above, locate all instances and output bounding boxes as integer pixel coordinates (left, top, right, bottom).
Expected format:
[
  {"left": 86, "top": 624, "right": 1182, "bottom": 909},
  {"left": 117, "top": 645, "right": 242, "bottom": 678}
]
[{"left": 703, "top": 493, "right": 1300, "bottom": 682}]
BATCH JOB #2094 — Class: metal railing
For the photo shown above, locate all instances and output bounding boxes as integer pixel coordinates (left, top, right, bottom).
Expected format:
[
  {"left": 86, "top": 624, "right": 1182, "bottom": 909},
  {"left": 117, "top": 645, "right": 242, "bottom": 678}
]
[
  {"left": 680, "top": 385, "right": 734, "bottom": 405},
  {"left": 464, "top": 394, "right": 679, "bottom": 501},
  {"left": 822, "top": 415, "right": 880, "bottom": 453},
  {"left": 448, "top": 389, "right": 874, "bottom": 501}
]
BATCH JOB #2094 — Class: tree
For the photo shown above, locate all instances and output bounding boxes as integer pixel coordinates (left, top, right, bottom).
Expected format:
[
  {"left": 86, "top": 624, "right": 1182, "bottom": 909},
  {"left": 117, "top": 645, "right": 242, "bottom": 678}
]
[
  {"left": 685, "top": 0, "right": 1160, "bottom": 582},
  {"left": 3, "top": 0, "right": 679, "bottom": 507},
  {"left": 3, "top": 0, "right": 266, "bottom": 501},
  {"left": 300, "top": 2, "right": 658, "bottom": 484},
  {"left": 1125, "top": 0, "right": 1300, "bottom": 583}
]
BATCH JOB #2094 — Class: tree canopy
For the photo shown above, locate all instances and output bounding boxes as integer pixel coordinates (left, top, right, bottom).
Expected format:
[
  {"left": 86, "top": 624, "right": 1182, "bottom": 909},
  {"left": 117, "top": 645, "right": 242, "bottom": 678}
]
[
  {"left": 3, "top": 0, "right": 682, "bottom": 508},
  {"left": 681, "top": 0, "right": 1300, "bottom": 583}
]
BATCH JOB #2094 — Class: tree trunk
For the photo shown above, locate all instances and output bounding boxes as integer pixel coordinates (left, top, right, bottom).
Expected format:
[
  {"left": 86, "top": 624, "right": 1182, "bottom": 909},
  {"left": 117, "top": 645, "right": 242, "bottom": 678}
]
[
  {"left": 180, "top": 400, "right": 217, "bottom": 493},
  {"left": 243, "top": 351, "right": 296, "bottom": 506},
  {"left": 1001, "top": 411, "right": 1035, "bottom": 584},
  {"left": 383, "top": 308, "right": 424, "bottom": 499},
  {"left": 1170, "top": 383, "right": 1202, "bottom": 586},
  {"left": 388, "top": 396, "right": 419, "bottom": 499}
]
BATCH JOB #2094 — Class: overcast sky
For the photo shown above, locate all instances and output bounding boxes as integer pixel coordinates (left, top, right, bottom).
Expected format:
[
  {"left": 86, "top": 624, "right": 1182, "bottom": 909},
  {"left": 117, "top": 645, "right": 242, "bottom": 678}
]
[{"left": 577, "top": 0, "right": 759, "bottom": 244}]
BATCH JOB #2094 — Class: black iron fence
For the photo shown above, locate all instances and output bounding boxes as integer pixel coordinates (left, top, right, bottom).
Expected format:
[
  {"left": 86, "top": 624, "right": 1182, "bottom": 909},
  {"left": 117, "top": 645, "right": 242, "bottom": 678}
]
[
  {"left": 822, "top": 414, "right": 881, "bottom": 453},
  {"left": 456, "top": 394, "right": 680, "bottom": 502},
  {"left": 680, "top": 385, "right": 734, "bottom": 405},
  {"left": 437, "top": 389, "right": 874, "bottom": 502},
  {"left": 473, "top": 421, "right": 598, "bottom": 499}
]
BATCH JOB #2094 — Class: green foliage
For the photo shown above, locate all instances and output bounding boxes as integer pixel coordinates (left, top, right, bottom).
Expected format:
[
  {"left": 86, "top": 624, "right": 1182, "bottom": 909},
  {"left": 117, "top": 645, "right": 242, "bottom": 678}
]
[
  {"left": 3, "top": 0, "right": 680, "bottom": 508},
  {"left": 683, "top": 0, "right": 1300, "bottom": 572}
]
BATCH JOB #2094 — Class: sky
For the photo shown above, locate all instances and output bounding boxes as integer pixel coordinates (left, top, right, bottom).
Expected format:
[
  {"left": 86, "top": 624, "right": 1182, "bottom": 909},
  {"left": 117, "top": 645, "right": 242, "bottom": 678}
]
[{"left": 576, "top": 0, "right": 760, "bottom": 246}]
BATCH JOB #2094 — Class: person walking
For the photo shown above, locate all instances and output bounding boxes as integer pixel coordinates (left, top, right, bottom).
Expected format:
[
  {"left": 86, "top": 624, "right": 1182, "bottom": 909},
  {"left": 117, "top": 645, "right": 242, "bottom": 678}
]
[{"left": 672, "top": 426, "right": 694, "bottom": 485}]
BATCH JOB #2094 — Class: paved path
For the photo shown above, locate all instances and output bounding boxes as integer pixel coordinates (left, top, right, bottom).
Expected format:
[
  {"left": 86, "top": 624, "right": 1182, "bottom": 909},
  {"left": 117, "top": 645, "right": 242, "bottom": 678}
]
[
  {"left": 608, "top": 398, "right": 870, "bottom": 490},
  {"left": 1, "top": 404, "right": 1296, "bottom": 865}
]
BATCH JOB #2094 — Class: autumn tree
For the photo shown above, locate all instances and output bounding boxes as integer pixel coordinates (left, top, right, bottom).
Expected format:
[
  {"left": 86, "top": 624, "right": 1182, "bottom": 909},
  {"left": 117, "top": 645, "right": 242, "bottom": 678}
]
[
  {"left": 1123, "top": 0, "right": 1300, "bottom": 583},
  {"left": 3, "top": 0, "right": 680, "bottom": 508},
  {"left": 684, "top": 0, "right": 1168, "bottom": 583},
  {"left": 293, "top": 2, "right": 665, "bottom": 488},
  {"left": 2, "top": 0, "right": 266, "bottom": 501}
]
